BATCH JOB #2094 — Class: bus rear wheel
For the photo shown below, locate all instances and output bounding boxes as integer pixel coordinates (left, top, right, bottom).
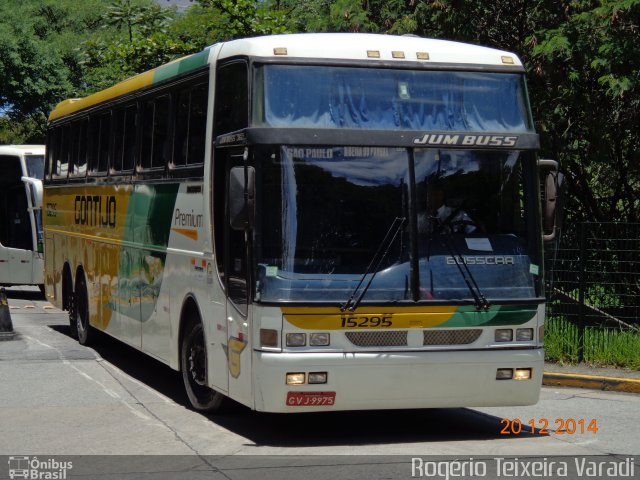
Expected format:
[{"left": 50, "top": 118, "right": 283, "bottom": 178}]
[
  {"left": 75, "top": 274, "right": 93, "bottom": 346},
  {"left": 181, "top": 319, "right": 224, "bottom": 412}
]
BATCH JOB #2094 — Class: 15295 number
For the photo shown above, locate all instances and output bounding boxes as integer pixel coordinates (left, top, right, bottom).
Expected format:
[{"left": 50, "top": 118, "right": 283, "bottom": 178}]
[{"left": 341, "top": 316, "right": 392, "bottom": 328}]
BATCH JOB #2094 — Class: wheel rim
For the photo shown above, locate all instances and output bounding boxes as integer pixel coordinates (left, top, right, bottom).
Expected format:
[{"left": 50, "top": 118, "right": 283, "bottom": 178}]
[{"left": 187, "top": 327, "right": 207, "bottom": 388}]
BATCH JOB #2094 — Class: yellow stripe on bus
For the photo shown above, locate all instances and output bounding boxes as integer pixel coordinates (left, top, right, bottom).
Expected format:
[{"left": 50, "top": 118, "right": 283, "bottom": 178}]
[
  {"left": 282, "top": 305, "right": 457, "bottom": 330},
  {"left": 48, "top": 71, "right": 155, "bottom": 121}
]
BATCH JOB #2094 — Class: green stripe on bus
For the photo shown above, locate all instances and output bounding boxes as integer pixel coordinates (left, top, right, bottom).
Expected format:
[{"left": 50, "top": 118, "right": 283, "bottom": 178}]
[
  {"left": 117, "top": 184, "right": 180, "bottom": 323},
  {"left": 439, "top": 305, "right": 537, "bottom": 327},
  {"left": 153, "top": 50, "right": 210, "bottom": 84}
]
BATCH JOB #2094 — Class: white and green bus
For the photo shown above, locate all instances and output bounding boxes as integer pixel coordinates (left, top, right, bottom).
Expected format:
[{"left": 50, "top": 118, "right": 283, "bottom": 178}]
[
  {"left": 44, "top": 33, "right": 559, "bottom": 412},
  {"left": 0, "top": 145, "right": 45, "bottom": 292}
]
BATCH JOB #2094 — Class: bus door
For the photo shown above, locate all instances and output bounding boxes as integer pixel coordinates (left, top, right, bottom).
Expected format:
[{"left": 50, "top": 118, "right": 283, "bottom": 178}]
[
  {"left": 220, "top": 147, "right": 253, "bottom": 404},
  {"left": 213, "top": 59, "right": 252, "bottom": 402},
  {"left": 22, "top": 176, "right": 44, "bottom": 285}
]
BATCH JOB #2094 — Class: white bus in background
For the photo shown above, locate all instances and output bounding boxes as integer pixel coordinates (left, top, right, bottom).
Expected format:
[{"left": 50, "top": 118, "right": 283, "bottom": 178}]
[{"left": 0, "top": 145, "right": 45, "bottom": 293}]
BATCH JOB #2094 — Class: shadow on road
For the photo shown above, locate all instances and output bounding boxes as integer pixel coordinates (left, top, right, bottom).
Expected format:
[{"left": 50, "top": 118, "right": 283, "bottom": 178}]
[
  {"left": 3, "top": 286, "right": 46, "bottom": 301},
  {"left": 49, "top": 323, "right": 544, "bottom": 448}
]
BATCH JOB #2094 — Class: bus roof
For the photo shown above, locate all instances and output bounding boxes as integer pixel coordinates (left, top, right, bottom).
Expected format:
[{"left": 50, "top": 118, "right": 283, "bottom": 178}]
[
  {"left": 0, "top": 145, "right": 45, "bottom": 156},
  {"left": 49, "top": 33, "right": 523, "bottom": 122}
]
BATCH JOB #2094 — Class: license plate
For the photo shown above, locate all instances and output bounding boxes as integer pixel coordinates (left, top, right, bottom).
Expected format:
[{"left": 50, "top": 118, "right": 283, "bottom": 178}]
[{"left": 286, "top": 391, "right": 336, "bottom": 407}]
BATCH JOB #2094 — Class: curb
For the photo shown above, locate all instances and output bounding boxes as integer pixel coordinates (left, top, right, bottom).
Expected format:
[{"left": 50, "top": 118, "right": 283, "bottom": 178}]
[{"left": 543, "top": 372, "right": 640, "bottom": 394}]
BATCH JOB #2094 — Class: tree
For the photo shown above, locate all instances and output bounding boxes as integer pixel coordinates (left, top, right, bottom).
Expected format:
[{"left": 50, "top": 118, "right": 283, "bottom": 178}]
[{"left": 530, "top": 0, "right": 640, "bottom": 222}]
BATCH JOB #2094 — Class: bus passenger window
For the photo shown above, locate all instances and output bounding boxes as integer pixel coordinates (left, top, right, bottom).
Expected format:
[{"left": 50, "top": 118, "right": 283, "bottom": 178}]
[
  {"left": 173, "top": 89, "right": 190, "bottom": 167},
  {"left": 97, "top": 112, "right": 111, "bottom": 173},
  {"left": 141, "top": 95, "right": 170, "bottom": 171},
  {"left": 112, "top": 108, "right": 125, "bottom": 172},
  {"left": 75, "top": 118, "right": 88, "bottom": 177},
  {"left": 87, "top": 115, "right": 99, "bottom": 173},
  {"left": 141, "top": 99, "right": 154, "bottom": 170},
  {"left": 188, "top": 82, "right": 207, "bottom": 164},
  {"left": 122, "top": 105, "right": 137, "bottom": 171},
  {"left": 153, "top": 95, "right": 170, "bottom": 170},
  {"left": 55, "top": 124, "right": 70, "bottom": 179}
]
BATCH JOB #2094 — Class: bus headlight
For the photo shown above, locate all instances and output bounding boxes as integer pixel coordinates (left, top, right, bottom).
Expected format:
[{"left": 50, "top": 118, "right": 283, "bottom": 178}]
[
  {"left": 495, "top": 329, "right": 513, "bottom": 342},
  {"left": 309, "top": 333, "right": 330, "bottom": 346},
  {"left": 516, "top": 328, "right": 534, "bottom": 341},
  {"left": 286, "top": 333, "right": 306, "bottom": 347},
  {"left": 496, "top": 368, "right": 513, "bottom": 380},
  {"left": 308, "top": 372, "right": 328, "bottom": 384}
]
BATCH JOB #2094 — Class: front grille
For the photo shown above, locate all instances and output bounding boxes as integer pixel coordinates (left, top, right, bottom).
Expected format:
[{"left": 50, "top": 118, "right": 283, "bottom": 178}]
[
  {"left": 345, "top": 331, "right": 408, "bottom": 347},
  {"left": 423, "top": 329, "right": 482, "bottom": 345}
]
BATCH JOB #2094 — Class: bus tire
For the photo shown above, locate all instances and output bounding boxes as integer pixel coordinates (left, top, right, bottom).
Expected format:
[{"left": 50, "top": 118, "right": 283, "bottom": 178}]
[
  {"left": 63, "top": 267, "right": 77, "bottom": 339},
  {"left": 75, "top": 273, "right": 93, "bottom": 346},
  {"left": 181, "top": 318, "right": 224, "bottom": 412}
]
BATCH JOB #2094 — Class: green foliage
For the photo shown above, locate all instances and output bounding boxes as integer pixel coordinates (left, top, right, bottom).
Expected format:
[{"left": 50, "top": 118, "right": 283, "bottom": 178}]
[{"left": 545, "top": 315, "right": 640, "bottom": 369}]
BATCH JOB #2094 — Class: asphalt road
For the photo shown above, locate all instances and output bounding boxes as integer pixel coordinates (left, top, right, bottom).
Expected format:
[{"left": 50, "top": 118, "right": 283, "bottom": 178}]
[{"left": 1, "top": 287, "right": 638, "bottom": 479}]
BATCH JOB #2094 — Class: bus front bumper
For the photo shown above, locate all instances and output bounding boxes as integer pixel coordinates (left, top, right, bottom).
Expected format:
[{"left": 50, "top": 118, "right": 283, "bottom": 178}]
[{"left": 252, "top": 348, "right": 544, "bottom": 412}]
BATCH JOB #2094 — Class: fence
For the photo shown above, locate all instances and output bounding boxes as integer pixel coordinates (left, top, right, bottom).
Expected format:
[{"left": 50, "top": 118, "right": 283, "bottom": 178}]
[{"left": 545, "top": 222, "right": 640, "bottom": 363}]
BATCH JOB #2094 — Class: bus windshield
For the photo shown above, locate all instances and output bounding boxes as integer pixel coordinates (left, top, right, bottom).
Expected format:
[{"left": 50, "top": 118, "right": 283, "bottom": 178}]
[
  {"left": 255, "top": 146, "right": 538, "bottom": 303},
  {"left": 255, "top": 65, "right": 533, "bottom": 132}
]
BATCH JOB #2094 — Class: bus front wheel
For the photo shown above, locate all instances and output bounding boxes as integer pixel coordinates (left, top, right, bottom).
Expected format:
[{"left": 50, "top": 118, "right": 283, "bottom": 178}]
[{"left": 181, "top": 319, "right": 224, "bottom": 412}]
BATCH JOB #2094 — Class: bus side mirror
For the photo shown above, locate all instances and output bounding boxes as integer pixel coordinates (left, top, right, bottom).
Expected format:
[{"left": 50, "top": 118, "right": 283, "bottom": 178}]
[
  {"left": 538, "top": 159, "right": 564, "bottom": 242},
  {"left": 22, "top": 176, "right": 43, "bottom": 210},
  {"left": 229, "top": 166, "right": 255, "bottom": 230}
]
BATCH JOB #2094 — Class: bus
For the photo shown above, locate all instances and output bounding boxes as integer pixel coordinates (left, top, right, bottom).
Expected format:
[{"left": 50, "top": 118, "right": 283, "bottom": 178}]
[
  {"left": 0, "top": 145, "right": 45, "bottom": 293},
  {"left": 44, "top": 33, "right": 560, "bottom": 413}
]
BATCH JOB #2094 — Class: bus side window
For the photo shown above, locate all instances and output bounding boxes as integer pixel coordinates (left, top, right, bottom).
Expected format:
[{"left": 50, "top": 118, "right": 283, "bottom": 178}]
[
  {"left": 123, "top": 104, "right": 137, "bottom": 172},
  {"left": 87, "top": 115, "right": 99, "bottom": 174},
  {"left": 46, "top": 128, "right": 57, "bottom": 180},
  {"left": 215, "top": 62, "right": 248, "bottom": 136},
  {"left": 97, "top": 112, "right": 111, "bottom": 173},
  {"left": 173, "top": 81, "right": 208, "bottom": 172},
  {"left": 188, "top": 82, "right": 207, "bottom": 165},
  {"left": 112, "top": 107, "right": 125, "bottom": 173},
  {"left": 75, "top": 118, "right": 88, "bottom": 177},
  {"left": 173, "top": 88, "right": 189, "bottom": 168},
  {"left": 112, "top": 103, "right": 137, "bottom": 174},
  {"left": 141, "top": 95, "right": 170, "bottom": 172},
  {"left": 54, "top": 124, "right": 70, "bottom": 180}
]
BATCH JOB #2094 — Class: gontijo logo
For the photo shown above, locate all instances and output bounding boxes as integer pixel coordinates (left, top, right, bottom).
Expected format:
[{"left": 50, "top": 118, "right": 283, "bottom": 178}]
[
  {"left": 8, "top": 456, "right": 73, "bottom": 479},
  {"left": 74, "top": 195, "right": 116, "bottom": 228}
]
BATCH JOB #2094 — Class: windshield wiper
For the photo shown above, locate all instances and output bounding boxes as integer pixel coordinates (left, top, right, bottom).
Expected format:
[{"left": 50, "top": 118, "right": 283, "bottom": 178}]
[
  {"left": 441, "top": 234, "right": 491, "bottom": 310},
  {"left": 341, "top": 216, "right": 406, "bottom": 312}
]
